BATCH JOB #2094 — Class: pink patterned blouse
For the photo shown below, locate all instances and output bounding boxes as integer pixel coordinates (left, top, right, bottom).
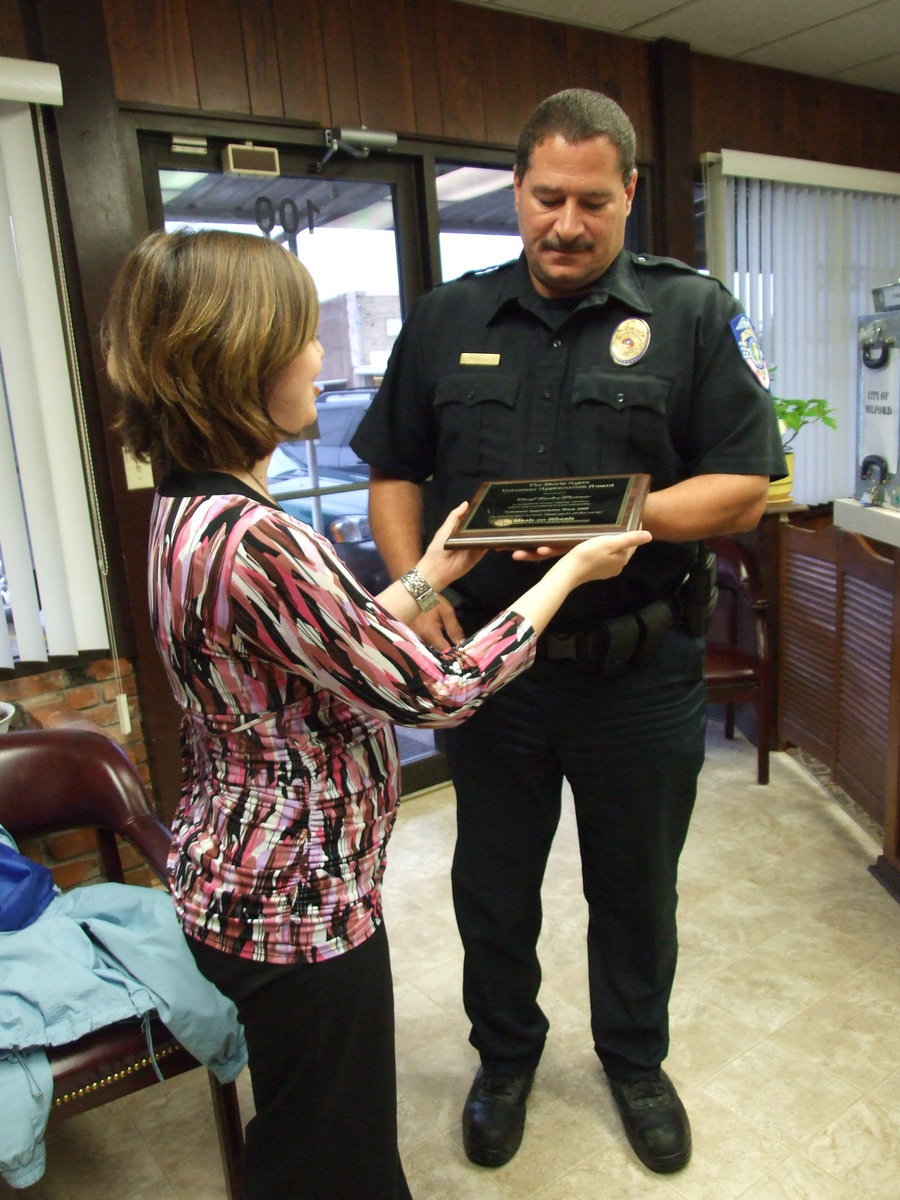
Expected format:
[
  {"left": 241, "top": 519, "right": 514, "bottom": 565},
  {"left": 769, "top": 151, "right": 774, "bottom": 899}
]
[{"left": 149, "top": 473, "right": 536, "bottom": 965}]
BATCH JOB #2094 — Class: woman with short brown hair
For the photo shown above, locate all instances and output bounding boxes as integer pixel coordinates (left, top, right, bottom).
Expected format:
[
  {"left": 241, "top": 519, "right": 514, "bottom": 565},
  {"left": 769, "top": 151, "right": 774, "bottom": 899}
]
[{"left": 103, "top": 227, "right": 648, "bottom": 1200}]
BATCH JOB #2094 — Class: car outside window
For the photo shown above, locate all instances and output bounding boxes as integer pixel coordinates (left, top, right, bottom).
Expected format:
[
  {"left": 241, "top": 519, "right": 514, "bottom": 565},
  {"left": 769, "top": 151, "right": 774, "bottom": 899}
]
[{"left": 267, "top": 388, "right": 386, "bottom": 593}]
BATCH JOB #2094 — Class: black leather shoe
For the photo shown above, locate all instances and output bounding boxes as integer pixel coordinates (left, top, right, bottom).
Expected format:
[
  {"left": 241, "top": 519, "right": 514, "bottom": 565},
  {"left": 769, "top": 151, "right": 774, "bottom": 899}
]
[
  {"left": 608, "top": 1070, "right": 692, "bottom": 1174},
  {"left": 462, "top": 1065, "right": 535, "bottom": 1167}
]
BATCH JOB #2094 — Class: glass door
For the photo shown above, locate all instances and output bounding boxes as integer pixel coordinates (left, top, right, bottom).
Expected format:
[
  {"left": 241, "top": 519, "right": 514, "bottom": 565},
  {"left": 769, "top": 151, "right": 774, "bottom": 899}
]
[
  {"left": 141, "top": 135, "right": 445, "bottom": 788},
  {"left": 433, "top": 161, "right": 519, "bottom": 281}
]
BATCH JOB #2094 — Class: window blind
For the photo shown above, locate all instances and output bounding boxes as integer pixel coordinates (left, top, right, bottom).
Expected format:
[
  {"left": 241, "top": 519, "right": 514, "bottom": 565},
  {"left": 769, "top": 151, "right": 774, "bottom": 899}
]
[
  {"left": 703, "top": 150, "right": 900, "bottom": 505},
  {"left": 0, "top": 60, "right": 108, "bottom": 669}
]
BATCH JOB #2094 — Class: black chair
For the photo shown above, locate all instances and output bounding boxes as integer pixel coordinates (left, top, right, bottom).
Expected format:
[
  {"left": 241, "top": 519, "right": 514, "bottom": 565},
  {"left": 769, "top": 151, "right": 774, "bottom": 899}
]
[
  {"left": 704, "top": 537, "right": 773, "bottom": 784},
  {"left": 0, "top": 727, "right": 244, "bottom": 1198}
]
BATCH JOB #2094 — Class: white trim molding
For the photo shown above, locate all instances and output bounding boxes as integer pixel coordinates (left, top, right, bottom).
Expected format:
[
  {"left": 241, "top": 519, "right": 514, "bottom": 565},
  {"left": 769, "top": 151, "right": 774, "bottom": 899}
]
[
  {"left": 703, "top": 149, "right": 900, "bottom": 198},
  {"left": 0, "top": 56, "right": 62, "bottom": 107}
]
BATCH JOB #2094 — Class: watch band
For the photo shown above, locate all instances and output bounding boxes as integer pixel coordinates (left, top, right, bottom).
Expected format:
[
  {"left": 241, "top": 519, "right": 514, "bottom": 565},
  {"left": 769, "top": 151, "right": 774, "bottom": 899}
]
[{"left": 400, "top": 566, "right": 440, "bottom": 612}]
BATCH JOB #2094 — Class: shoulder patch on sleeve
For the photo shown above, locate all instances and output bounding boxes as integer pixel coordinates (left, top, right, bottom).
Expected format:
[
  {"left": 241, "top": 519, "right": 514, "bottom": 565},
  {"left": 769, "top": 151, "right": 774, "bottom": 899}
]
[{"left": 729, "top": 315, "right": 770, "bottom": 389}]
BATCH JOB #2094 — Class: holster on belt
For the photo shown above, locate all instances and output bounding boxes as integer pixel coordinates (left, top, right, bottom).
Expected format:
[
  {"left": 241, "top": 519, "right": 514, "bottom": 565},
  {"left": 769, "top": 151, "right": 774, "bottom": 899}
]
[{"left": 679, "top": 542, "right": 719, "bottom": 637}]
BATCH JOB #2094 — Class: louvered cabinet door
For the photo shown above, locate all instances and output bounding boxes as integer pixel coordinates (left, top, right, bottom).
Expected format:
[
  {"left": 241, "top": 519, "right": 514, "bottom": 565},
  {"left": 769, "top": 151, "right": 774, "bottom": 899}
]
[
  {"left": 779, "top": 523, "right": 840, "bottom": 768},
  {"left": 780, "top": 520, "right": 897, "bottom": 830},
  {"left": 834, "top": 535, "right": 894, "bottom": 826}
]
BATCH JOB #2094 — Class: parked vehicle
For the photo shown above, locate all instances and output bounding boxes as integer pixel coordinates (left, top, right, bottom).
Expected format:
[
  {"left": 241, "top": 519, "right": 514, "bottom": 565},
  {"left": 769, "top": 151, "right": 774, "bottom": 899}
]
[
  {"left": 278, "top": 388, "right": 375, "bottom": 479},
  {"left": 266, "top": 387, "right": 388, "bottom": 592},
  {"left": 267, "top": 450, "right": 388, "bottom": 594}
]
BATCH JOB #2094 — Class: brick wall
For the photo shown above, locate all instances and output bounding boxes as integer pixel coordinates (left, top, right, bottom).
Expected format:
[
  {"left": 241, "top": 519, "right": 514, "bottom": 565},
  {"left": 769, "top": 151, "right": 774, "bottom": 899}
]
[{"left": 0, "top": 656, "right": 160, "bottom": 890}]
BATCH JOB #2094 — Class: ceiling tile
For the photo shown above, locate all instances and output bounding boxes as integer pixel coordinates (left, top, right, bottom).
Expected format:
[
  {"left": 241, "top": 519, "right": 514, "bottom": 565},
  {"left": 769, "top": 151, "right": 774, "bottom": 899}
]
[
  {"left": 735, "top": 1, "right": 900, "bottom": 76},
  {"left": 625, "top": 0, "right": 884, "bottom": 57},
  {"left": 835, "top": 50, "right": 900, "bottom": 91}
]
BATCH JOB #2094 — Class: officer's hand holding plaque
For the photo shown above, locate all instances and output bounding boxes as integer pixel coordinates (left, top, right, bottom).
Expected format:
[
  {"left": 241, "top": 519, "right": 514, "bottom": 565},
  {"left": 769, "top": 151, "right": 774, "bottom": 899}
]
[{"left": 444, "top": 473, "right": 650, "bottom": 549}]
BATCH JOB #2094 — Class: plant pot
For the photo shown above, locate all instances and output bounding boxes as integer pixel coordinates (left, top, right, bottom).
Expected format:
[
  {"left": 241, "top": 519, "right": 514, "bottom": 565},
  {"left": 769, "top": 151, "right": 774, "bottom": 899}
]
[{"left": 767, "top": 451, "right": 795, "bottom": 503}]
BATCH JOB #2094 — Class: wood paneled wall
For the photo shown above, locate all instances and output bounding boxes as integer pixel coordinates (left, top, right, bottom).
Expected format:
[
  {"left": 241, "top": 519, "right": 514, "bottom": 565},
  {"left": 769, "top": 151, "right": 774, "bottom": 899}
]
[
  {"left": 98, "top": 0, "right": 655, "bottom": 157},
  {"left": 4, "top": 0, "right": 899, "bottom": 172},
  {"left": 93, "top": 0, "right": 900, "bottom": 174},
  {"left": 692, "top": 53, "right": 900, "bottom": 173},
  {"left": 0, "top": 0, "right": 28, "bottom": 57}
]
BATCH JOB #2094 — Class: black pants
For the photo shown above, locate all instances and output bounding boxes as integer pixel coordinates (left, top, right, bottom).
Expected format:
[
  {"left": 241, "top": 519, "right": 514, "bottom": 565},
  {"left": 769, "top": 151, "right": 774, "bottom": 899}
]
[
  {"left": 186, "top": 923, "right": 413, "bottom": 1200},
  {"left": 446, "top": 630, "right": 706, "bottom": 1082}
]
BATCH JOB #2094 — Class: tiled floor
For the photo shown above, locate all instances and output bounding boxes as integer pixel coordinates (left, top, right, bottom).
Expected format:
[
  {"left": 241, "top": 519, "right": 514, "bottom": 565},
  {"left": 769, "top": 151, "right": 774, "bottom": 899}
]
[{"left": 8, "top": 721, "right": 900, "bottom": 1200}]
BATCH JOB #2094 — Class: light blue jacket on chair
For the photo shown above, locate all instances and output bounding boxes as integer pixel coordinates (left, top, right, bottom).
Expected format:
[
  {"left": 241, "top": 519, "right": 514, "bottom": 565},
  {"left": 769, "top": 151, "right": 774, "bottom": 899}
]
[{"left": 0, "top": 827, "right": 247, "bottom": 1189}]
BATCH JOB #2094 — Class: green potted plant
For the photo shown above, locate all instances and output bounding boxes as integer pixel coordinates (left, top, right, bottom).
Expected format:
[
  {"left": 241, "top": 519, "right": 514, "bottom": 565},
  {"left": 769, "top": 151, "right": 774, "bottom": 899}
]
[
  {"left": 773, "top": 395, "right": 838, "bottom": 451},
  {"left": 768, "top": 391, "right": 837, "bottom": 502}
]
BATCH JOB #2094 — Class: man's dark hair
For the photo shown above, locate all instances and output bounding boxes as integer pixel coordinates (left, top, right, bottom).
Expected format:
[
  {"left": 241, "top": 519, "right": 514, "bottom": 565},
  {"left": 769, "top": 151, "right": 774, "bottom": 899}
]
[{"left": 515, "top": 88, "right": 637, "bottom": 186}]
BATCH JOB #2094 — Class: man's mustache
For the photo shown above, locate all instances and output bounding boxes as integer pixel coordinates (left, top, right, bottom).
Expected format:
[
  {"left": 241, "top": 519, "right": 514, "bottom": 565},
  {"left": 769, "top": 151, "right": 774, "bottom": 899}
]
[{"left": 540, "top": 236, "right": 595, "bottom": 253}]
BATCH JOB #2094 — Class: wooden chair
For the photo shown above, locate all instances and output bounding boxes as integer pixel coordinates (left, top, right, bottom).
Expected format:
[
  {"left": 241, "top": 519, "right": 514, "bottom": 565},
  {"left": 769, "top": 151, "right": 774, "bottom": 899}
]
[
  {"left": 704, "top": 536, "right": 773, "bottom": 784},
  {"left": 0, "top": 727, "right": 244, "bottom": 1198}
]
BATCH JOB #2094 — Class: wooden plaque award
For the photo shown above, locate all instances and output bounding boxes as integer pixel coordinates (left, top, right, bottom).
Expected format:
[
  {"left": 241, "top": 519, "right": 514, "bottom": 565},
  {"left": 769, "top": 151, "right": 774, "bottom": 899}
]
[{"left": 444, "top": 473, "right": 650, "bottom": 548}]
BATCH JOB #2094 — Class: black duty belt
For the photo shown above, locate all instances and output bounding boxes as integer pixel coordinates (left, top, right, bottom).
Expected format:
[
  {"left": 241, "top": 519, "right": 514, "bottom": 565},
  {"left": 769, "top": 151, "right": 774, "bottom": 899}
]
[{"left": 534, "top": 598, "right": 678, "bottom": 678}]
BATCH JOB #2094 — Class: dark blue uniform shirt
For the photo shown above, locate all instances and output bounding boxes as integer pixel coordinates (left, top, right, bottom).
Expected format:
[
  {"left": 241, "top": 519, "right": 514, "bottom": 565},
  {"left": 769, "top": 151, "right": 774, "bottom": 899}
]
[{"left": 352, "top": 251, "right": 785, "bottom": 629}]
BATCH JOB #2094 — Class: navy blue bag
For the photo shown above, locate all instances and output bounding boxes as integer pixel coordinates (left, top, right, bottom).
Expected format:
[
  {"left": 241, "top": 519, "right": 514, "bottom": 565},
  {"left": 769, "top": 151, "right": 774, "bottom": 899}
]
[{"left": 0, "top": 839, "right": 57, "bottom": 931}]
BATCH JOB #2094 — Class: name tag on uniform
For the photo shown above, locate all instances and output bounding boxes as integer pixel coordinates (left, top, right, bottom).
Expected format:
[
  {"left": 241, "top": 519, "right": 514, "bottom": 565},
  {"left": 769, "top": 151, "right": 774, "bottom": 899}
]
[{"left": 459, "top": 352, "right": 501, "bottom": 366}]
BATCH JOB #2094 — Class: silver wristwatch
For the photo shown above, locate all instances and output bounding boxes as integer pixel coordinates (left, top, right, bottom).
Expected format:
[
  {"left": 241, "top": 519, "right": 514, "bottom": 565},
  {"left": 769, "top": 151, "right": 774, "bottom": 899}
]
[{"left": 400, "top": 566, "right": 440, "bottom": 612}]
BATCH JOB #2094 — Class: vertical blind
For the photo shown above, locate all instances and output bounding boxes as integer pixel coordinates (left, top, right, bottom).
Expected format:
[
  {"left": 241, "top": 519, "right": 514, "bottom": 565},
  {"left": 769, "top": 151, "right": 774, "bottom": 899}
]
[
  {"left": 0, "top": 58, "right": 108, "bottom": 668},
  {"left": 703, "top": 150, "right": 900, "bottom": 505}
]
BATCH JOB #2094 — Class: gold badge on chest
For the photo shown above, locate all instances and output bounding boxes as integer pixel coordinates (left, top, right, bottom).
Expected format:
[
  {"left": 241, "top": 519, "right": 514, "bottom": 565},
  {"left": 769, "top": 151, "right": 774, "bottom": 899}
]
[{"left": 610, "top": 318, "right": 651, "bottom": 366}]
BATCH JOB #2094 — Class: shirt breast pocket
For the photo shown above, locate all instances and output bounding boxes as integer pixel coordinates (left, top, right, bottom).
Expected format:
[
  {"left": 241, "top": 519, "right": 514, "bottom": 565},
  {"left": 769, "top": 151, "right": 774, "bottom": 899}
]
[
  {"left": 434, "top": 372, "right": 520, "bottom": 478},
  {"left": 568, "top": 369, "right": 678, "bottom": 482}
]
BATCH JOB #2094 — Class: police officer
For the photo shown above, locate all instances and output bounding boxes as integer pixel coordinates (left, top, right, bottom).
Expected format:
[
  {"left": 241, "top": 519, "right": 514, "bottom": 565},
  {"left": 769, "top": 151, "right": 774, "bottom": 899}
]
[{"left": 351, "top": 89, "right": 785, "bottom": 1176}]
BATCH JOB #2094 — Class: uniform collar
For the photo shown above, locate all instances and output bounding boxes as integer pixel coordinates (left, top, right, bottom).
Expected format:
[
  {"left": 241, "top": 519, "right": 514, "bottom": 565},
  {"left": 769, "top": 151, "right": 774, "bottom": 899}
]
[{"left": 487, "top": 250, "right": 654, "bottom": 326}]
